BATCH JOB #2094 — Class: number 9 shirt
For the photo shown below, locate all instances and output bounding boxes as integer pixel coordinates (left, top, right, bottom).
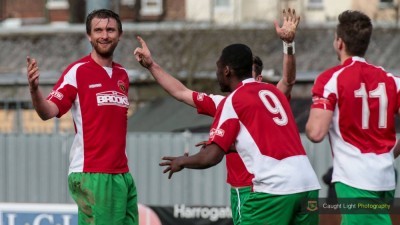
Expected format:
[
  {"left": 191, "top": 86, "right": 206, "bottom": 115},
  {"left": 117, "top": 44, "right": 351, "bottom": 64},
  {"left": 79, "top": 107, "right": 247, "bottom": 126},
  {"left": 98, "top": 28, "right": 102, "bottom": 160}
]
[{"left": 207, "top": 78, "right": 320, "bottom": 194}]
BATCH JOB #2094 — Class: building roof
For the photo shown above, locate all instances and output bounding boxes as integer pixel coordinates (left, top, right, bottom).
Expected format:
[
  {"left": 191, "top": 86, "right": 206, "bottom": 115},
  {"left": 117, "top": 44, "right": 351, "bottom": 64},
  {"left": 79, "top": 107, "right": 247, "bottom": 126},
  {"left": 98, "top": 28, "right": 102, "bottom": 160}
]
[
  {"left": 1, "top": 23, "right": 400, "bottom": 83},
  {"left": 2, "top": 23, "right": 400, "bottom": 133}
]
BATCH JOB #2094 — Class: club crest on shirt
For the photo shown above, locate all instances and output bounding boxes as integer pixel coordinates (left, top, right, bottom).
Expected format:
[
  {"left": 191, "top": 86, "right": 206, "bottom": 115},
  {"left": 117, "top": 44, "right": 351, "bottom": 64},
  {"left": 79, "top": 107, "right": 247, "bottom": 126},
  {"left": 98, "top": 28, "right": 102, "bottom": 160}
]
[
  {"left": 197, "top": 93, "right": 206, "bottom": 101},
  {"left": 210, "top": 128, "right": 225, "bottom": 138},
  {"left": 118, "top": 80, "right": 126, "bottom": 92}
]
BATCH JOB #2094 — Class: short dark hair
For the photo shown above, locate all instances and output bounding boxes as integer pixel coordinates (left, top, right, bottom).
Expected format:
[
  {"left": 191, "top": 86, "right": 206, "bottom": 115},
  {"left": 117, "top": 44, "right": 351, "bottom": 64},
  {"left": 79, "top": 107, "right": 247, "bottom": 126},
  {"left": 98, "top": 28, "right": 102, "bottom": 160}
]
[
  {"left": 253, "top": 55, "right": 263, "bottom": 76},
  {"left": 86, "top": 9, "right": 122, "bottom": 34},
  {"left": 337, "top": 10, "right": 372, "bottom": 57},
  {"left": 220, "top": 44, "right": 253, "bottom": 80}
]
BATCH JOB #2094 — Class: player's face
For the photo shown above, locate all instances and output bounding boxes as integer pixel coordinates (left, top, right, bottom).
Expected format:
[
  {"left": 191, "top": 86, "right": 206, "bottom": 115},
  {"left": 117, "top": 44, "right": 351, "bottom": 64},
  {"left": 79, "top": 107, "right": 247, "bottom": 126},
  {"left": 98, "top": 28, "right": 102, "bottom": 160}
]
[
  {"left": 216, "top": 59, "right": 230, "bottom": 92},
  {"left": 87, "top": 17, "right": 121, "bottom": 58}
]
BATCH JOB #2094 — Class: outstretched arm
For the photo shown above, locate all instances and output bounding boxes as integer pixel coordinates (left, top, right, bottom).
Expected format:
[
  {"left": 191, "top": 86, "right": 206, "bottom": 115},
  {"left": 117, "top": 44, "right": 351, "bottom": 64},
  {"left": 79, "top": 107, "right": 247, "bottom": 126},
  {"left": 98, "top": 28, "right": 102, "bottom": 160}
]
[
  {"left": 134, "top": 36, "right": 195, "bottom": 107},
  {"left": 274, "top": 8, "right": 300, "bottom": 98},
  {"left": 159, "top": 143, "right": 225, "bottom": 179},
  {"left": 26, "top": 57, "right": 59, "bottom": 120}
]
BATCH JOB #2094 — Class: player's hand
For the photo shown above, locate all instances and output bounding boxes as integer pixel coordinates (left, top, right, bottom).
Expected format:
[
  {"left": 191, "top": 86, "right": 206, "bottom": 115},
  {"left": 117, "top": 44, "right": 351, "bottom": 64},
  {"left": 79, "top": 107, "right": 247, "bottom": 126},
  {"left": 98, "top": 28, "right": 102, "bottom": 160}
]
[
  {"left": 273, "top": 8, "right": 300, "bottom": 43},
  {"left": 133, "top": 36, "right": 154, "bottom": 69},
  {"left": 26, "top": 56, "right": 40, "bottom": 92},
  {"left": 159, "top": 156, "right": 184, "bottom": 179}
]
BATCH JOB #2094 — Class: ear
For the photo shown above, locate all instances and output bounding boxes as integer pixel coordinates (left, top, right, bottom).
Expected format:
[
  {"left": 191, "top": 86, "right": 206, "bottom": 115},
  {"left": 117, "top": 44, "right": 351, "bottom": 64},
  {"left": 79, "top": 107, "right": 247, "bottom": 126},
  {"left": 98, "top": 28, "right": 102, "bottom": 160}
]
[
  {"left": 337, "top": 37, "right": 345, "bottom": 51},
  {"left": 224, "top": 65, "right": 230, "bottom": 77},
  {"left": 86, "top": 33, "right": 92, "bottom": 42}
]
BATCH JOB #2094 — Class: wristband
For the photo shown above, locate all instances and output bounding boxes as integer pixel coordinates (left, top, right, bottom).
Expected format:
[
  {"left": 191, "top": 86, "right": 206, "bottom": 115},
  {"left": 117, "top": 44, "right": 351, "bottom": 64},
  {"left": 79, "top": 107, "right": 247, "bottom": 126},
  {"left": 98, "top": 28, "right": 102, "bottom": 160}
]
[{"left": 283, "top": 41, "right": 295, "bottom": 55}]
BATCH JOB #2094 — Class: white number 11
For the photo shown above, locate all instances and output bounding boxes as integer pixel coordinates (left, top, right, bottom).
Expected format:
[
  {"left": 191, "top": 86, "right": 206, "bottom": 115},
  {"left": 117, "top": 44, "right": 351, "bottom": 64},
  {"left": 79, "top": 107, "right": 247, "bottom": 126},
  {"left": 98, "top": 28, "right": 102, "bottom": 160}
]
[{"left": 354, "top": 83, "right": 388, "bottom": 129}]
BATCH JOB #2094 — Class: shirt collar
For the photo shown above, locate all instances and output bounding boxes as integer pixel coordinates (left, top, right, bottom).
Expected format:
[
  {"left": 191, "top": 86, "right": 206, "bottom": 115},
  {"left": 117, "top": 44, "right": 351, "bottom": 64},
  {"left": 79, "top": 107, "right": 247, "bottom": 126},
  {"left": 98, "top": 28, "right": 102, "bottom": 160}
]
[
  {"left": 236, "top": 78, "right": 256, "bottom": 89},
  {"left": 343, "top": 56, "right": 366, "bottom": 66}
]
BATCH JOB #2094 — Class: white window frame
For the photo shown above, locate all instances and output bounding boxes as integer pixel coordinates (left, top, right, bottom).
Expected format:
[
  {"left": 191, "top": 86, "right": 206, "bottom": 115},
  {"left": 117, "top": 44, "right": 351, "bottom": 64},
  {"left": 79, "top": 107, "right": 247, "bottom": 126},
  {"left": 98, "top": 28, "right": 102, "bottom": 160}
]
[
  {"left": 46, "top": 0, "right": 69, "bottom": 10},
  {"left": 140, "top": 0, "right": 163, "bottom": 16}
]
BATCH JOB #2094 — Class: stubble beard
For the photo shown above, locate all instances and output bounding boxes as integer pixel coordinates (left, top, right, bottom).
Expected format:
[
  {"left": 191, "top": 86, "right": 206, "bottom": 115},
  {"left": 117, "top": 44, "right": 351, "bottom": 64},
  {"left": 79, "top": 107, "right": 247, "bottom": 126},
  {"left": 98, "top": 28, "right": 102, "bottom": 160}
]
[{"left": 91, "top": 41, "right": 118, "bottom": 58}]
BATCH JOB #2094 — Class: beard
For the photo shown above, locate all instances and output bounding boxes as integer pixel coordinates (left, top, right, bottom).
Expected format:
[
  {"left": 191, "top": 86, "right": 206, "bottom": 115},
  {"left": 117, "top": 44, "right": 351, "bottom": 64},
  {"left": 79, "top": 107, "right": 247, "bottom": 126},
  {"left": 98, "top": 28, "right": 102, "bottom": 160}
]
[{"left": 91, "top": 40, "right": 118, "bottom": 58}]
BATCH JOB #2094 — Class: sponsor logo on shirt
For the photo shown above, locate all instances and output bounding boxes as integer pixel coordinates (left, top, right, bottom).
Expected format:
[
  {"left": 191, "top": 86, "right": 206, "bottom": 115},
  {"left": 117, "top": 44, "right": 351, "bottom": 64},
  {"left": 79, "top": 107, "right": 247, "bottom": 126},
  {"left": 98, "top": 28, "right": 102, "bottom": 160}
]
[
  {"left": 49, "top": 90, "right": 64, "bottom": 100},
  {"left": 96, "top": 91, "right": 129, "bottom": 108},
  {"left": 210, "top": 128, "right": 224, "bottom": 138},
  {"left": 197, "top": 93, "right": 205, "bottom": 101},
  {"left": 118, "top": 80, "right": 126, "bottom": 92},
  {"left": 89, "top": 83, "right": 102, "bottom": 88}
]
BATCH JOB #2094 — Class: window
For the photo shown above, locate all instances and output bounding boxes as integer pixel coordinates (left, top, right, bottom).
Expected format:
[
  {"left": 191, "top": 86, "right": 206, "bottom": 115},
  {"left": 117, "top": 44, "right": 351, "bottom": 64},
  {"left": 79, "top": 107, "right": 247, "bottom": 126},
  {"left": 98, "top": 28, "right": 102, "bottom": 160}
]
[
  {"left": 379, "top": 0, "right": 394, "bottom": 8},
  {"left": 308, "top": 0, "right": 323, "bottom": 9},
  {"left": 46, "top": 0, "right": 69, "bottom": 10},
  {"left": 215, "top": 0, "right": 230, "bottom": 7},
  {"left": 141, "top": 0, "right": 163, "bottom": 16},
  {"left": 214, "top": 0, "right": 232, "bottom": 12},
  {"left": 122, "top": 0, "right": 136, "bottom": 6}
]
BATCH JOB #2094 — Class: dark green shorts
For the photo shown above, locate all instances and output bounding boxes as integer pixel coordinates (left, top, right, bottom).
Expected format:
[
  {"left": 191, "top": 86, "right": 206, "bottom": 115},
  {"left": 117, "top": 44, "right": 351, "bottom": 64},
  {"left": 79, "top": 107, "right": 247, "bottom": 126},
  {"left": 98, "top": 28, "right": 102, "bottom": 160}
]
[
  {"left": 240, "top": 190, "right": 319, "bottom": 225},
  {"left": 68, "top": 172, "right": 138, "bottom": 225},
  {"left": 230, "top": 186, "right": 251, "bottom": 225},
  {"left": 335, "top": 182, "right": 394, "bottom": 225}
]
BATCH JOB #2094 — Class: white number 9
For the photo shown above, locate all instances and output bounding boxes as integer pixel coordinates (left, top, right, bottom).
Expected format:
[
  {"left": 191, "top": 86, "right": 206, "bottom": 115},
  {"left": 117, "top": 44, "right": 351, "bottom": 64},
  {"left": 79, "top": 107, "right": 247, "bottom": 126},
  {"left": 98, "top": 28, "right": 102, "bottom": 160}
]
[{"left": 258, "top": 90, "right": 288, "bottom": 126}]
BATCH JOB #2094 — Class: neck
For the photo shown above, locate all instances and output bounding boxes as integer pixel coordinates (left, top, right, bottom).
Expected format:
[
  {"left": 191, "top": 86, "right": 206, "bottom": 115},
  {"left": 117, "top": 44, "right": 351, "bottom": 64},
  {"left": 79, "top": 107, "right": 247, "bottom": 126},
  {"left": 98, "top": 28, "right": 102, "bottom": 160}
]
[
  {"left": 340, "top": 53, "right": 352, "bottom": 65},
  {"left": 91, "top": 51, "right": 113, "bottom": 67},
  {"left": 229, "top": 77, "right": 242, "bottom": 91}
]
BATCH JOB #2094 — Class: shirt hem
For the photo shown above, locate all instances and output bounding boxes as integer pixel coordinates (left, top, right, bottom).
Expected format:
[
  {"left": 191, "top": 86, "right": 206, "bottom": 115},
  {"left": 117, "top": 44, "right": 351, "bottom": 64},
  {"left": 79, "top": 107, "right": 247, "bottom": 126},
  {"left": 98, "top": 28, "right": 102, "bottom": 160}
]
[
  {"left": 332, "top": 179, "right": 396, "bottom": 191},
  {"left": 252, "top": 185, "right": 321, "bottom": 195}
]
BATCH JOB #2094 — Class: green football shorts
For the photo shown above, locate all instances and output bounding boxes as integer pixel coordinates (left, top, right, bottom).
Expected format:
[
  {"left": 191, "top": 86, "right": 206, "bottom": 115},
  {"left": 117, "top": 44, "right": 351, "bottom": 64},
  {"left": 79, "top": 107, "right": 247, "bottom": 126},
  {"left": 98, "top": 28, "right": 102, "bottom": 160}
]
[
  {"left": 230, "top": 186, "right": 251, "bottom": 225},
  {"left": 240, "top": 190, "right": 319, "bottom": 225},
  {"left": 335, "top": 182, "right": 394, "bottom": 225},
  {"left": 68, "top": 172, "right": 138, "bottom": 225}
]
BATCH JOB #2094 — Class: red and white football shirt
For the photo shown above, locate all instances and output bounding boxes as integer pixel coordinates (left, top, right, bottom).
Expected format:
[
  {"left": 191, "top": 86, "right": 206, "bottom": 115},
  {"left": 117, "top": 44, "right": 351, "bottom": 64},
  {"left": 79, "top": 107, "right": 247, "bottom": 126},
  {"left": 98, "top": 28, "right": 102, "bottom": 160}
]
[
  {"left": 193, "top": 92, "right": 254, "bottom": 187},
  {"left": 208, "top": 78, "right": 320, "bottom": 194},
  {"left": 311, "top": 56, "right": 400, "bottom": 191},
  {"left": 47, "top": 55, "right": 130, "bottom": 174}
]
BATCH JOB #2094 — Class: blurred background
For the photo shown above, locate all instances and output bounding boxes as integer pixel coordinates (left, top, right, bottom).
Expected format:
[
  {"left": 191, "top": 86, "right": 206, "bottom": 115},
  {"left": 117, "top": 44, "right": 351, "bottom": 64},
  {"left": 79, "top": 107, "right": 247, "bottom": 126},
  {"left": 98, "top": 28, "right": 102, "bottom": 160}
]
[{"left": 1, "top": 0, "right": 400, "bottom": 224}]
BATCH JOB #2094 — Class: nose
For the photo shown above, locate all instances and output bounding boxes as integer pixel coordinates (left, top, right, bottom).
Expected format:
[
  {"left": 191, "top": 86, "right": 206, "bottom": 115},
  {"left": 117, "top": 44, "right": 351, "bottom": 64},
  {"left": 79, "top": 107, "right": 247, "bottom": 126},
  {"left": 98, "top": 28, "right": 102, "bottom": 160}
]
[{"left": 100, "top": 30, "right": 109, "bottom": 39}]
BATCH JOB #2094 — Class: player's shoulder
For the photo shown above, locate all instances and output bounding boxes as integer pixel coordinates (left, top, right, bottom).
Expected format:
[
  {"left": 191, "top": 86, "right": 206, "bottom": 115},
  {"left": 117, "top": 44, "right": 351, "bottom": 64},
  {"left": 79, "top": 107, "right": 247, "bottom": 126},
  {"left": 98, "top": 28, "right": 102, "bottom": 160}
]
[
  {"left": 113, "top": 61, "right": 126, "bottom": 70},
  {"left": 320, "top": 64, "right": 343, "bottom": 77},
  {"left": 71, "top": 55, "right": 91, "bottom": 66},
  {"left": 60, "top": 55, "right": 91, "bottom": 76},
  {"left": 313, "top": 64, "right": 344, "bottom": 85}
]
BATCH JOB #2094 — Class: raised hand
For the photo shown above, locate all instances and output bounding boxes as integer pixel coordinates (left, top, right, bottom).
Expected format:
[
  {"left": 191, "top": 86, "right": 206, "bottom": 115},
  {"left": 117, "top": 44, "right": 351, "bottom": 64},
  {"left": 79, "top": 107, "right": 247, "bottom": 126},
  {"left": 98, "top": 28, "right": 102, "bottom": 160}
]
[
  {"left": 159, "top": 156, "right": 184, "bottom": 179},
  {"left": 133, "top": 36, "right": 154, "bottom": 68},
  {"left": 274, "top": 8, "right": 300, "bottom": 43},
  {"left": 26, "top": 56, "right": 40, "bottom": 92}
]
